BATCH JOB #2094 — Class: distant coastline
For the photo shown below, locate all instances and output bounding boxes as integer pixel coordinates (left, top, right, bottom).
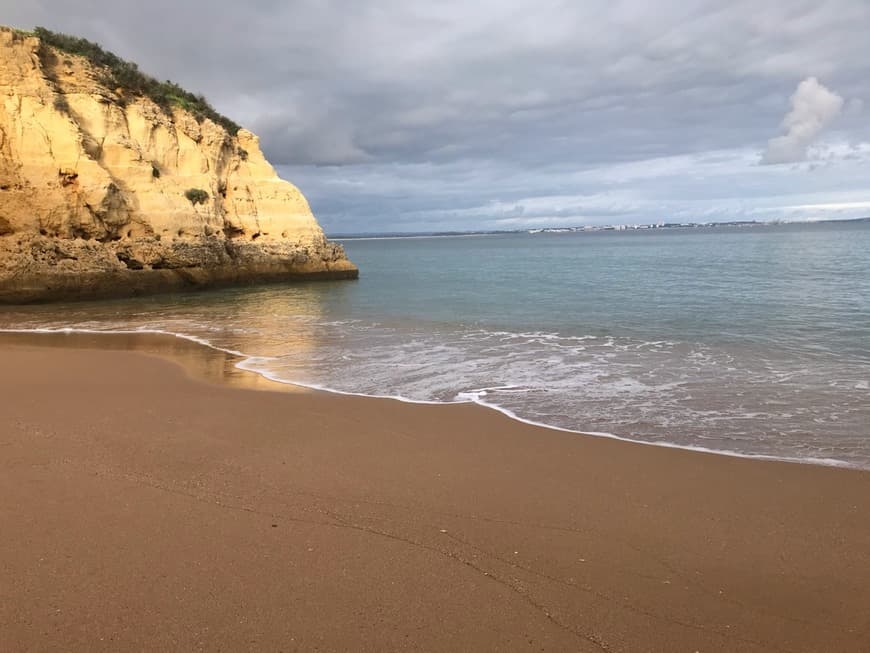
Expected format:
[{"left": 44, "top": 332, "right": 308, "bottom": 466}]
[{"left": 330, "top": 215, "right": 870, "bottom": 240}]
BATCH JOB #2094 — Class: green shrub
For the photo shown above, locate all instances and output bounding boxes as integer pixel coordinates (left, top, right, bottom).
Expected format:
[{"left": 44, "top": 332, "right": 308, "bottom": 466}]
[
  {"left": 184, "top": 188, "right": 209, "bottom": 205},
  {"left": 32, "top": 27, "right": 241, "bottom": 135}
]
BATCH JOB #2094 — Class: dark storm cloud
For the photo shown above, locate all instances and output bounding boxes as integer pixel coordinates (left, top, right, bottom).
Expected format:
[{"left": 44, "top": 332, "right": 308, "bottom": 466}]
[{"left": 4, "top": 1, "right": 870, "bottom": 231}]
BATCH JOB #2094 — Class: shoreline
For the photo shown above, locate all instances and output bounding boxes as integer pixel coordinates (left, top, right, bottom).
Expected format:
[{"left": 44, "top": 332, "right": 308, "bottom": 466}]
[
  {"left": 0, "top": 265, "right": 359, "bottom": 305},
  {"left": 2, "top": 332, "right": 870, "bottom": 650},
  {"left": 0, "top": 328, "right": 862, "bottom": 471}
]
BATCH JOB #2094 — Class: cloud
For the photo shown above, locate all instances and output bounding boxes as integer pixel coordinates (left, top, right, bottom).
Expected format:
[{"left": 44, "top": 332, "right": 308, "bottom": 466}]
[
  {"left": 3, "top": 1, "right": 870, "bottom": 231},
  {"left": 282, "top": 144, "right": 870, "bottom": 232},
  {"left": 762, "top": 77, "right": 845, "bottom": 164}
]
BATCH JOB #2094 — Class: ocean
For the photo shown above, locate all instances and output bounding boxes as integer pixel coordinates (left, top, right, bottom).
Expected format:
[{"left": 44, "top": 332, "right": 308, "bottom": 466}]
[{"left": 2, "top": 221, "right": 869, "bottom": 468}]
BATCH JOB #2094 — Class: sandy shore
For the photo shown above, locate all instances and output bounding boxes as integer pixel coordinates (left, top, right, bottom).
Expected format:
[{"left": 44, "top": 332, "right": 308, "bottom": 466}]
[{"left": 1, "top": 333, "right": 869, "bottom": 652}]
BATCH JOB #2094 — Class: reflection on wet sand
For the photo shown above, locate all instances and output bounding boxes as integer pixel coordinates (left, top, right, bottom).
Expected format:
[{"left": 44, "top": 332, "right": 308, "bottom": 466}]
[
  {"left": 0, "top": 331, "right": 309, "bottom": 394},
  {"left": 0, "top": 282, "right": 343, "bottom": 393},
  {"left": 215, "top": 283, "right": 332, "bottom": 358}
]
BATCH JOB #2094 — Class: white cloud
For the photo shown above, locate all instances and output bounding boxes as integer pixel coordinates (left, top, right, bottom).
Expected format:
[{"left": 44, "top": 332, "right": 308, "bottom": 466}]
[
  {"left": 7, "top": 1, "right": 870, "bottom": 231},
  {"left": 762, "top": 77, "right": 845, "bottom": 164}
]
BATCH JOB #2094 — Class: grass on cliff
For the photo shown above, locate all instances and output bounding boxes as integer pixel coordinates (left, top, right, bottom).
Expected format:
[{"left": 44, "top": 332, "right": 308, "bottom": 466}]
[{"left": 31, "top": 27, "right": 241, "bottom": 135}]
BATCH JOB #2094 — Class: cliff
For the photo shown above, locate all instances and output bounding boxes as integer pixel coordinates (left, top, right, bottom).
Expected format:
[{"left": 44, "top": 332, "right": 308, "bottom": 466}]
[{"left": 0, "top": 27, "right": 357, "bottom": 303}]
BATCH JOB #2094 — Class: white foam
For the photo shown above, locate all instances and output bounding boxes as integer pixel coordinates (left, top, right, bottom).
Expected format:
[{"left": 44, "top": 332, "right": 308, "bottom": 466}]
[
  {"left": 0, "top": 326, "right": 248, "bottom": 358},
  {"left": 236, "top": 357, "right": 452, "bottom": 405},
  {"left": 3, "top": 326, "right": 866, "bottom": 472},
  {"left": 237, "top": 350, "right": 861, "bottom": 470},
  {"left": 466, "top": 395, "right": 859, "bottom": 469}
]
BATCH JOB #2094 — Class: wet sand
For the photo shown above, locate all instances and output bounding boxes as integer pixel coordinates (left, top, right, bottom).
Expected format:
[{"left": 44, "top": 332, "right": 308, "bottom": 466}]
[{"left": 1, "top": 332, "right": 869, "bottom": 651}]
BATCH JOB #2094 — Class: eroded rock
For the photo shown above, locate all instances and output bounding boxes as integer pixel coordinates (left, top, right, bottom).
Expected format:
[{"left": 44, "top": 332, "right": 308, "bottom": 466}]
[{"left": 0, "top": 28, "right": 357, "bottom": 303}]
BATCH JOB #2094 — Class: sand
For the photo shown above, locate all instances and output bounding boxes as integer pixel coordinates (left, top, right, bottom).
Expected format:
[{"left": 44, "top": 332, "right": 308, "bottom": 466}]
[{"left": 1, "top": 332, "right": 869, "bottom": 652}]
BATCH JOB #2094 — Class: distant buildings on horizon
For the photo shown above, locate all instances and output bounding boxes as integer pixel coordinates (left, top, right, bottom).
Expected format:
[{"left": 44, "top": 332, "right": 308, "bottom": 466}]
[
  {"left": 331, "top": 216, "right": 870, "bottom": 240},
  {"left": 526, "top": 219, "right": 764, "bottom": 234}
]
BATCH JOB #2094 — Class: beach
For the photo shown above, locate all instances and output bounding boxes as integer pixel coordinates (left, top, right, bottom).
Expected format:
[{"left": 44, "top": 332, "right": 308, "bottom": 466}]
[{"left": 1, "top": 332, "right": 869, "bottom": 652}]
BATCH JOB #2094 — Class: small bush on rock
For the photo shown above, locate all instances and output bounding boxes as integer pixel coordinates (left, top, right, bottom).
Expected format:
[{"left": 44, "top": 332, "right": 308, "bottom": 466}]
[{"left": 184, "top": 188, "right": 209, "bottom": 205}]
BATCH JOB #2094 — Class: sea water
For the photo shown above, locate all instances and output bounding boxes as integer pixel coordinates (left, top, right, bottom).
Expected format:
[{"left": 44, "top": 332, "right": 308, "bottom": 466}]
[{"left": 2, "top": 221, "right": 869, "bottom": 468}]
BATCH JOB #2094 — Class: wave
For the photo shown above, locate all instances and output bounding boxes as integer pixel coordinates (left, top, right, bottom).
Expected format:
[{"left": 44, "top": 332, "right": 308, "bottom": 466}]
[
  {"left": 1, "top": 325, "right": 862, "bottom": 471},
  {"left": 0, "top": 326, "right": 250, "bottom": 358}
]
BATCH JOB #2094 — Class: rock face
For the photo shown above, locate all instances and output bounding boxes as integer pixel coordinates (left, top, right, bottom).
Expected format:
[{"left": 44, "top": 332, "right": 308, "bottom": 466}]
[{"left": 0, "top": 28, "right": 357, "bottom": 303}]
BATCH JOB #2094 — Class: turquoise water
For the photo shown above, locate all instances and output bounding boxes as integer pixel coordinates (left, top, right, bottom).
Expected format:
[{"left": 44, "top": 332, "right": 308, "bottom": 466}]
[{"left": 2, "top": 222, "right": 869, "bottom": 467}]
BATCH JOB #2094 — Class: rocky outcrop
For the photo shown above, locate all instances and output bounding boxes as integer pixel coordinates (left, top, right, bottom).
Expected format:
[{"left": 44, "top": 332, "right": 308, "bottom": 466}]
[{"left": 0, "top": 27, "right": 357, "bottom": 303}]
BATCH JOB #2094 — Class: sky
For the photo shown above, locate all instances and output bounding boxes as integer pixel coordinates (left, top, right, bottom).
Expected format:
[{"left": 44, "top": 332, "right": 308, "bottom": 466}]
[{"left": 4, "top": 1, "right": 870, "bottom": 233}]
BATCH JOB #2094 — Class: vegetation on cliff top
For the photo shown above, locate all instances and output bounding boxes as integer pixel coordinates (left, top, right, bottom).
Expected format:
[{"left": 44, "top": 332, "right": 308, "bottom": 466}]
[{"left": 26, "top": 26, "right": 241, "bottom": 135}]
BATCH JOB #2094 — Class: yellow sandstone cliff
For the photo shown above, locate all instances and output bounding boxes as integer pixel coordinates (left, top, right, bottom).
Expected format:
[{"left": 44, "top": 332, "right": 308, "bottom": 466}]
[{"left": 0, "top": 27, "right": 357, "bottom": 303}]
